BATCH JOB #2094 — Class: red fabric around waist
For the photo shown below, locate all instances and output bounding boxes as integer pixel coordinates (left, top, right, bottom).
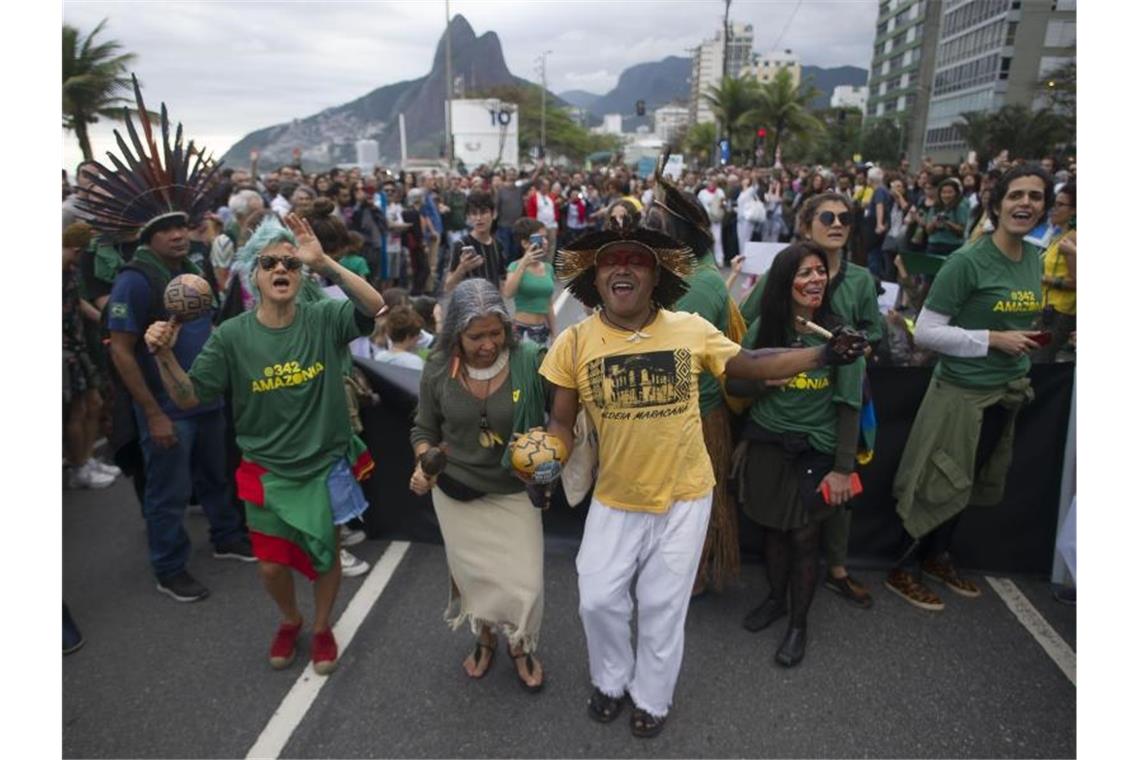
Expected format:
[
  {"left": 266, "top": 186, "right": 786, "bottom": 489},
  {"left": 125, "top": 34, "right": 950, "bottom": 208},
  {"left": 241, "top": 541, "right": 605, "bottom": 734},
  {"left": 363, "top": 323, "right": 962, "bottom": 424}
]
[{"left": 235, "top": 459, "right": 269, "bottom": 506}]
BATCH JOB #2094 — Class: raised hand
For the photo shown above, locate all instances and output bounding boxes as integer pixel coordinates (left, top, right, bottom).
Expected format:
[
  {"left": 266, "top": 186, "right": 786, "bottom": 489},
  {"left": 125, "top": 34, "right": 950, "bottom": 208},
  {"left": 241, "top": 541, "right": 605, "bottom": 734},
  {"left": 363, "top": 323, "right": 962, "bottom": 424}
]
[{"left": 283, "top": 213, "right": 326, "bottom": 268}]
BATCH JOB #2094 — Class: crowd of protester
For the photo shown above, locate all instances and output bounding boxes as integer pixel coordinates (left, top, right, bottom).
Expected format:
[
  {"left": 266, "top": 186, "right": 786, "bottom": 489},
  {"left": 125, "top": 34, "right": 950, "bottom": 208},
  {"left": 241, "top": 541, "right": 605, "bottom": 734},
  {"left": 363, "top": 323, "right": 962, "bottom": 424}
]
[{"left": 61, "top": 145, "right": 1076, "bottom": 721}]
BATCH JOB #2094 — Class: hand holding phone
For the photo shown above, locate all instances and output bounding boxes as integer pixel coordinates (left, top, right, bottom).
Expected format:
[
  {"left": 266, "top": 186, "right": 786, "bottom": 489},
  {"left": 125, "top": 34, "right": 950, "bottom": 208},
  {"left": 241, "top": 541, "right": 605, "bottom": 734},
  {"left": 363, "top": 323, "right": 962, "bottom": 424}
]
[{"left": 820, "top": 472, "right": 863, "bottom": 506}]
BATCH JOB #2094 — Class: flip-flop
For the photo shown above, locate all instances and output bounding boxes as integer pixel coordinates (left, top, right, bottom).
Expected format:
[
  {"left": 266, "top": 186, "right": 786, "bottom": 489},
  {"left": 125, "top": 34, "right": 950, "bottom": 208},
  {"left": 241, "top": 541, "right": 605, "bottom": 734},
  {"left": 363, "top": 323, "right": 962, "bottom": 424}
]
[
  {"left": 465, "top": 636, "right": 496, "bottom": 679},
  {"left": 509, "top": 648, "right": 544, "bottom": 693}
]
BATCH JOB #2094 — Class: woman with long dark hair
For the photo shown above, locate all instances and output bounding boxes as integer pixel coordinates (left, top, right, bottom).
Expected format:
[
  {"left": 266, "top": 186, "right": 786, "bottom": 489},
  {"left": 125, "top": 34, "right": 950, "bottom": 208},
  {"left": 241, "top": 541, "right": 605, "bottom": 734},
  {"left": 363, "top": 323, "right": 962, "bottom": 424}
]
[
  {"left": 923, "top": 178, "right": 969, "bottom": 256},
  {"left": 732, "top": 242, "right": 866, "bottom": 666},
  {"left": 409, "top": 278, "right": 548, "bottom": 691}
]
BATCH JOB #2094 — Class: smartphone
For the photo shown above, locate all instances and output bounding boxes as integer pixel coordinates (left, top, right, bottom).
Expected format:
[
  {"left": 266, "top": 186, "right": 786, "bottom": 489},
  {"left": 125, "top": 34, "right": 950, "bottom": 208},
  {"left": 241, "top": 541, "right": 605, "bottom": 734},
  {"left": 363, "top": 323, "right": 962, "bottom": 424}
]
[
  {"left": 821, "top": 472, "right": 864, "bottom": 506},
  {"left": 528, "top": 233, "right": 545, "bottom": 249}
]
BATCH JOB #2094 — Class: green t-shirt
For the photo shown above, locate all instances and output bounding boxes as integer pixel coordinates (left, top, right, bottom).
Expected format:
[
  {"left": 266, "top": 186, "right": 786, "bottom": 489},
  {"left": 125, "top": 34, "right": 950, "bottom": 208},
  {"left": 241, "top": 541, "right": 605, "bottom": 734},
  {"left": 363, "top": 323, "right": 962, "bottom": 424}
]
[
  {"left": 925, "top": 201, "right": 970, "bottom": 249},
  {"left": 675, "top": 255, "right": 730, "bottom": 414},
  {"left": 742, "top": 321, "right": 864, "bottom": 454},
  {"left": 339, "top": 254, "right": 370, "bottom": 279},
  {"left": 188, "top": 299, "right": 370, "bottom": 478},
  {"left": 506, "top": 261, "right": 555, "bottom": 315},
  {"left": 924, "top": 234, "right": 1043, "bottom": 388},
  {"left": 741, "top": 260, "right": 884, "bottom": 344}
]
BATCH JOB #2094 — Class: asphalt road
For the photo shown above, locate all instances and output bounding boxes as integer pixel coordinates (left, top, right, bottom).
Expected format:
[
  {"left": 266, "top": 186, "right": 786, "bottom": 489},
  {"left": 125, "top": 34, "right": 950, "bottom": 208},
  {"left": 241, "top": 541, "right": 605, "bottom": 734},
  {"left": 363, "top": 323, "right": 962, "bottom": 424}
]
[{"left": 63, "top": 476, "right": 1075, "bottom": 759}]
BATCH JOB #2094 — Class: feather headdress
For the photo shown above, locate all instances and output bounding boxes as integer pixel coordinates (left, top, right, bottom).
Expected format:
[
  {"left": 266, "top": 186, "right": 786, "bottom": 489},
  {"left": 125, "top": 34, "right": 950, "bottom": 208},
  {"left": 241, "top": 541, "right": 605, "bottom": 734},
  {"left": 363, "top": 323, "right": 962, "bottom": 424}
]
[
  {"left": 73, "top": 74, "right": 222, "bottom": 240},
  {"left": 644, "top": 144, "right": 715, "bottom": 253},
  {"left": 554, "top": 215, "right": 696, "bottom": 309}
]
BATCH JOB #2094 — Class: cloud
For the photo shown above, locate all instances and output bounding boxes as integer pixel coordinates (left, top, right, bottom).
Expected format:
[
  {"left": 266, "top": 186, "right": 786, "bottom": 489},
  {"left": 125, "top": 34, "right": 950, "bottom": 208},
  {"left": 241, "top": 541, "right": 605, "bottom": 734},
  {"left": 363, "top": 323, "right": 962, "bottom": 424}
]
[{"left": 62, "top": 0, "right": 877, "bottom": 169}]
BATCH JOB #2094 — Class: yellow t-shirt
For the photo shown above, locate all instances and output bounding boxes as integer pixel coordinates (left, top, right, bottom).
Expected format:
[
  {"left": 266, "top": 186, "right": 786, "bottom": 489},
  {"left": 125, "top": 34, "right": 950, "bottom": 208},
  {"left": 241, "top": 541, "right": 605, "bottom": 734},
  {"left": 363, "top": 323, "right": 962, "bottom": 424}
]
[
  {"left": 540, "top": 310, "right": 742, "bottom": 513},
  {"left": 1040, "top": 230, "right": 1076, "bottom": 316}
]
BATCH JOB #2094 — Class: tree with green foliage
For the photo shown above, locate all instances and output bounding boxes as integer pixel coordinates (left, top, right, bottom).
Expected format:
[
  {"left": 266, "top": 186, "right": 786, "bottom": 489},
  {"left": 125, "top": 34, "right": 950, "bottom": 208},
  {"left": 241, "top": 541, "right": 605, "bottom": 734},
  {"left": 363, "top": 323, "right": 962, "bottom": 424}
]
[
  {"left": 474, "top": 84, "right": 621, "bottom": 164},
  {"left": 681, "top": 121, "right": 719, "bottom": 165},
  {"left": 742, "top": 68, "right": 824, "bottom": 164},
  {"left": 812, "top": 107, "right": 863, "bottom": 166},
  {"left": 954, "top": 105, "right": 1068, "bottom": 166},
  {"left": 859, "top": 117, "right": 903, "bottom": 166},
  {"left": 63, "top": 19, "right": 138, "bottom": 161},
  {"left": 701, "top": 75, "right": 761, "bottom": 163}
]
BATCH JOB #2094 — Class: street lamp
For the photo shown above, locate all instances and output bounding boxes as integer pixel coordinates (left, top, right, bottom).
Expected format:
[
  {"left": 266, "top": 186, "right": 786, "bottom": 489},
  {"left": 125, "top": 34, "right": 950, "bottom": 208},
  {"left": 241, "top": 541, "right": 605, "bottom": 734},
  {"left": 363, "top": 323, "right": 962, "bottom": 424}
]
[{"left": 536, "top": 50, "right": 553, "bottom": 160}]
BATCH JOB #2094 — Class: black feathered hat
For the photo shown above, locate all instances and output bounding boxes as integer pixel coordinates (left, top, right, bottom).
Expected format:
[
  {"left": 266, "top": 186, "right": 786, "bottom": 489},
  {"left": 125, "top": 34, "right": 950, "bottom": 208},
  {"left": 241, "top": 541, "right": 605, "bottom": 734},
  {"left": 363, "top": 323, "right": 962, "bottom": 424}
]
[
  {"left": 643, "top": 144, "right": 715, "bottom": 253},
  {"left": 73, "top": 74, "right": 222, "bottom": 242},
  {"left": 554, "top": 214, "right": 697, "bottom": 309}
]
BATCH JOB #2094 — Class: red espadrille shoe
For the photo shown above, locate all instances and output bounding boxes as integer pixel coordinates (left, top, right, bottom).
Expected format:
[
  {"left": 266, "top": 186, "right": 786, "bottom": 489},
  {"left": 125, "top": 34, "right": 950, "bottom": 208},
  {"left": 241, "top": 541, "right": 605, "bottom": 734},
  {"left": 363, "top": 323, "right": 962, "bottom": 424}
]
[
  {"left": 311, "top": 628, "right": 338, "bottom": 675},
  {"left": 269, "top": 619, "right": 303, "bottom": 670}
]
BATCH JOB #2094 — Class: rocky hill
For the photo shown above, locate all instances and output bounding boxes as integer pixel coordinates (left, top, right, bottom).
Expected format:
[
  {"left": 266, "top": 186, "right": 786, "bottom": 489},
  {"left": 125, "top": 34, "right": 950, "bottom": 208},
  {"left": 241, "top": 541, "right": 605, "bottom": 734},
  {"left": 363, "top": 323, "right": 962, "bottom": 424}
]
[{"left": 222, "top": 15, "right": 530, "bottom": 169}]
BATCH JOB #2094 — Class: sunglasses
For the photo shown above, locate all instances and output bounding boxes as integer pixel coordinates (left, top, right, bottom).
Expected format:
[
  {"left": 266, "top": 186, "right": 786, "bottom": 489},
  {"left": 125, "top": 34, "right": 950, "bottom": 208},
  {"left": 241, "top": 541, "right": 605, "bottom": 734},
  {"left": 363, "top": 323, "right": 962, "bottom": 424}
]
[
  {"left": 258, "top": 255, "right": 302, "bottom": 272},
  {"left": 596, "top": 249, "right": 656, "bottom": 269},
  {"left": 816, "top": 211, "right": 853, "bottom": 227}
]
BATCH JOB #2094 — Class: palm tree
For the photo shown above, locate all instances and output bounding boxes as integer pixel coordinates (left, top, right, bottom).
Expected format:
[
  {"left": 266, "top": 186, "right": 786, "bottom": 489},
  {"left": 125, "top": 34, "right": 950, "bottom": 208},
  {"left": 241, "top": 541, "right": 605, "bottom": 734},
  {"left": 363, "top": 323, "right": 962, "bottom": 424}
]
[
  {"left": 953, "top": 110, "right": 994, "bottom": 165},
  {"left": 742, "top": 68, "right": 824, "bottom": 163},
  {"left": 702, "top": 75, "right": 761, "bottom": 162},
  {"left": 682, "top": 121, "right": 719, "bottom": 165},
  {"left": 63, "top": 19, "right": 137, "bottom": 161}
]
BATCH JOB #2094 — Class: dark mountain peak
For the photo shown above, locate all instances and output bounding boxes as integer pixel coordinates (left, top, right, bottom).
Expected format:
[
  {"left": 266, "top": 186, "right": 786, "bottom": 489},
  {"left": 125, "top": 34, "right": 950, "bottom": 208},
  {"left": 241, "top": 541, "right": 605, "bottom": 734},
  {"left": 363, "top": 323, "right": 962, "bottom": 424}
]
[
  {"left": 448, "top": 13, "right": 476, "bottom": 43},
  {"left": 431, "top": 15, "right": 511, "bottom": 87}
]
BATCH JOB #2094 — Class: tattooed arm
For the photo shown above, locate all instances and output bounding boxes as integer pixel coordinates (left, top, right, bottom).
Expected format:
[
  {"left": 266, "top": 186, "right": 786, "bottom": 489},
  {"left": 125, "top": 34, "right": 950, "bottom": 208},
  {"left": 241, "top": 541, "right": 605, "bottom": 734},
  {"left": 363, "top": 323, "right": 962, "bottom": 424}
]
[{"left": 143, "top": 321, "right": 201, "bottom": 409}]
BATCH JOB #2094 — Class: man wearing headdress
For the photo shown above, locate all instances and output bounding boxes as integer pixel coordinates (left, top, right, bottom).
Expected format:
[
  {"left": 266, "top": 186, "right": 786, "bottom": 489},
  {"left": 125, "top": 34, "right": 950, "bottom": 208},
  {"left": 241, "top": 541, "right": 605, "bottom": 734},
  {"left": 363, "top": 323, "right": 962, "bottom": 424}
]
[
  {"left": 77, "top": 77, "right": 252, "bottom": 605},
  {"left": 540, "top": 218, "right": 867, "bottom": 737}
]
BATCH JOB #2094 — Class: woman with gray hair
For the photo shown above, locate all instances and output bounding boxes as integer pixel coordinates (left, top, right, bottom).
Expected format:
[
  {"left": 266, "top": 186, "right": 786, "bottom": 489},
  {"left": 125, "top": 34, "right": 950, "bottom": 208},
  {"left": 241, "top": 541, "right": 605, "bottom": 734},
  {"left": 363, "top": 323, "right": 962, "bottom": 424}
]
[
  {"left": 212, "top": 189, "right": 266, "bottom": 290},
  {"left": 409, "top": 278, "right": 548, "bottom": 692}
]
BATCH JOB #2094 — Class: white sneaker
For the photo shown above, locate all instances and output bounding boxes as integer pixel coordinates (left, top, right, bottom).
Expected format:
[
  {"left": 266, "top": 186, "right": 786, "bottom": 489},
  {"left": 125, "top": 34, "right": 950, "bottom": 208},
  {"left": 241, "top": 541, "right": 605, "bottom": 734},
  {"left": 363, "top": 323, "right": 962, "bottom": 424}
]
[
  {"left": 339, "top": 549, "right": 370, "bottom": 577},
  {"left": 339, "top": 524, "right": 366, "bottom": 547},
  {"left": 90, "top": 459, "right": 122, "bottom": 478},
  {"left": 66, "top": 461, "right": 115, "bottom": 490}
]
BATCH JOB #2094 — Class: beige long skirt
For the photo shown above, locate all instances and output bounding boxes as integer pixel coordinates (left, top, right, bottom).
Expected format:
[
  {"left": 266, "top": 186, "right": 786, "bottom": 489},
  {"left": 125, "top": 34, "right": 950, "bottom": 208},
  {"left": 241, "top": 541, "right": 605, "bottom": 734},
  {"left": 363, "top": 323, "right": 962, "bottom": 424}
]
[{"left": 432, "top": 487, "right": 544, "bottom": 653}]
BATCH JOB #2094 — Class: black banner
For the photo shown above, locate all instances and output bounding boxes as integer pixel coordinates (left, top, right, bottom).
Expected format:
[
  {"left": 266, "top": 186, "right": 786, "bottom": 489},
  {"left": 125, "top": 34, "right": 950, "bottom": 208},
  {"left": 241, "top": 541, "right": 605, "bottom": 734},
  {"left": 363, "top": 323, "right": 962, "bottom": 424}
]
[{"left": 356, "top": 359, "right": 1074, "bottom": 575}]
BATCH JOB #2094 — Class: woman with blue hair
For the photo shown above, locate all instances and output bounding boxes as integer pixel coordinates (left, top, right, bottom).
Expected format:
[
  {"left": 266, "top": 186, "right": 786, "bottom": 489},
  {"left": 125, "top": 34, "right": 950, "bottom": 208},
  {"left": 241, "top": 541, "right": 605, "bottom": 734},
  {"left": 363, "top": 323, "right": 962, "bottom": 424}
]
[{"left": 144, "top": 213, "right": 386, "bottom": 676}]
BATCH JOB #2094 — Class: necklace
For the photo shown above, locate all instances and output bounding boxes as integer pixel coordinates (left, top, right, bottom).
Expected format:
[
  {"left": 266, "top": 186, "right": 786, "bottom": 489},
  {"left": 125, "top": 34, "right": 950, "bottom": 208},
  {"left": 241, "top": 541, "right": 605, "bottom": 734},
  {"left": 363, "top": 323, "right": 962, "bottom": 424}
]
[
  {"left": 601, "top": 308, "right": 657, "bottom": 343},
  {"left": 464, "top": 350, "right": 509, "bottom": 380},
  {"left": 460, "top": 352, "right": 508, "bottom": 448}
]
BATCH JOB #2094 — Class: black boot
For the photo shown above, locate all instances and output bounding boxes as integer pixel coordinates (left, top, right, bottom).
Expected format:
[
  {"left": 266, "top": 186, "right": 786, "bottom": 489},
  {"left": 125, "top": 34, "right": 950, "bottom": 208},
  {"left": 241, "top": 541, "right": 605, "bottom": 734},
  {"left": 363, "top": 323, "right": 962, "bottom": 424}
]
[
  {"left": 774, "top": 625, "right": 806, "bottom": 667},
  {"left": 742, "top": 596, "right": 787, "bottom": 632}
]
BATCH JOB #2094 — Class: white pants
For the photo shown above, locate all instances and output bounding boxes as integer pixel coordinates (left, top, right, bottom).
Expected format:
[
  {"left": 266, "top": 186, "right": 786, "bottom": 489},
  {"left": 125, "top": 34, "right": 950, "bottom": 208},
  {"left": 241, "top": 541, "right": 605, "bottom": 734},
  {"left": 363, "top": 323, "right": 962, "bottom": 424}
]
[
  {"left": 576, "top": 493, "right": 712, "bottom": 718},
  {"left": 710, "top": 222, "right": 724, "bottom": 262},
  {"left": 737, "top": 219, "right": 755, "bottom": 248}
]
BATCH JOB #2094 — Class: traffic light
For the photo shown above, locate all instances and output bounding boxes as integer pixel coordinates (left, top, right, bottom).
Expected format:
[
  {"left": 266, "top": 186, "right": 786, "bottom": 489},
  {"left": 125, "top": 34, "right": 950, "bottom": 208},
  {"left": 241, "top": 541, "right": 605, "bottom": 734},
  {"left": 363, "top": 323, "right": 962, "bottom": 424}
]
[
  {"left": 754, "top": 128, "right": 767, "bottom": 161},
  {"left": 636, "top": 99, "right": 646, "bottom": 117}
]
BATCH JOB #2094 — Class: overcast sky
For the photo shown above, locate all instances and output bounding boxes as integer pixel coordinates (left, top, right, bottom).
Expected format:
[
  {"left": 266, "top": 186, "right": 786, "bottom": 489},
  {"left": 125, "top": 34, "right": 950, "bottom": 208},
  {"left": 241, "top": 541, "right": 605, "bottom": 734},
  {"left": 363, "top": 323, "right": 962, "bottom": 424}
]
[{"left": 62, "top": 0, "right": 877, "bottom": 171}]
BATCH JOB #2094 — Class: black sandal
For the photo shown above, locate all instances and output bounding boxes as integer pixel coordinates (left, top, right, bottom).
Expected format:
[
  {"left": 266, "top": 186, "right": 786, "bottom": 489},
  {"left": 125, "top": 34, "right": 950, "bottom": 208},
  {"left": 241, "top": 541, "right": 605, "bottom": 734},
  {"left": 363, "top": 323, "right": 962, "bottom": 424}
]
[
  {"left": 630, "top": 707, "right": 667, "bottom": 739},
  {"left": 465, "top": 636, "right": 496, "bottom": 680},
  {"left": 587, "top": 687, "right": 625, "bottom": 723},
  {"left": 509, "top": 647, "right": 544, "bottom": 693}
]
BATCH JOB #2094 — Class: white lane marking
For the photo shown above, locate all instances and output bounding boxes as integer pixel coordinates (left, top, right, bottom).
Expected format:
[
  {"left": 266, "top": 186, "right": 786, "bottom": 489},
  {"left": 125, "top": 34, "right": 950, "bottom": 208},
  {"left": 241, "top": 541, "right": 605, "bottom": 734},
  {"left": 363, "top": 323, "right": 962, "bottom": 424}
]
[
  {"left": 553, "top": 288, "right": 571, "bottom": 317},
  {"left": 985, "top": 576, "right": 1076, "bottom": 686},
  {"left": 246, "top": 541, "right": 412, "bottom": 760}
]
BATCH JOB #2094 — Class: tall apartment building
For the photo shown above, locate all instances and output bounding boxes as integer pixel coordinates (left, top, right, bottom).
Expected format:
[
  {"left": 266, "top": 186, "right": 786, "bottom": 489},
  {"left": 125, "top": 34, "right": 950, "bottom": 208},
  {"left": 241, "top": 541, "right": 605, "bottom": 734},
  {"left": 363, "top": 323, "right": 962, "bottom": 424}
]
[
  {"left": 654, "top": 104, "right": 690, "bottom": 143},
  {"left": 745, "top": 49, "right": 802, "bottom": 87},
  {"left": 689, "top": 22, "right": 755, "bottom": 125},
  {"left": 865, "top": 0, "right": 944, "bottom": 164},
  {"left": 831, "top": 85, "right": 870, "bottom": 112},
  {"left": 923, "top": 0, "right": 1077, "bottom": 163}
]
